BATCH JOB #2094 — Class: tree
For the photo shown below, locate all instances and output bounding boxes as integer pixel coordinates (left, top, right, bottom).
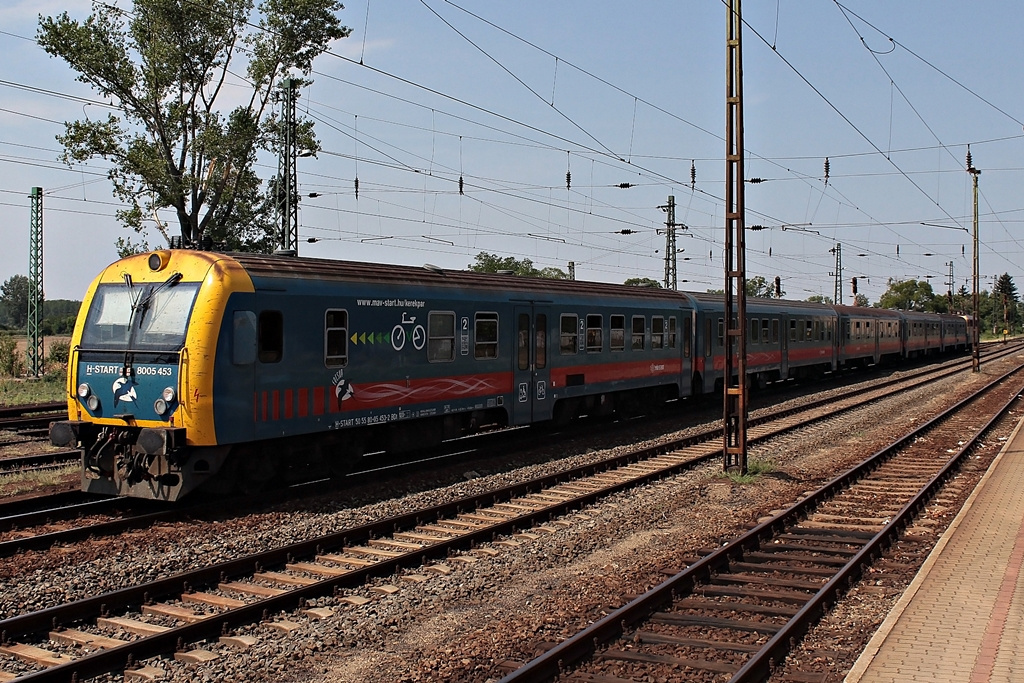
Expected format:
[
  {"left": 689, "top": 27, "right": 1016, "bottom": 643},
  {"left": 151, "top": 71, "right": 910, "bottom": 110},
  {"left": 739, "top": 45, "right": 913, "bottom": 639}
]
[
  {"left": 877, "top": 278, "right": 938, "bottom": 312},
  {"left": 0, "top": 275, "right": 30, "bottom": 329},
  {"left": 38, "top": 0, "right": 351, "bottom": 251},
  {"left": 748, "top": 275, "right": 783, "bottom": 298},
  {"left": 806, "top": 294, "right": 834, "bottom": 305},
  {"left": 706, "top": 276, "right": 784, "bottom": 298},
  {"left": 624, "top": 277, "right": 662, "bottom": 288},
  {"left": 993, "top": 273, "right": 1019, "bottom": 332},
  {"left": 468, "top": 252, "right": 568, "bottom": 279},
  {"left": 951, "top": 284, "right": 970, "bottom": 315},
  {"left": 853, "top": 293, "right": 870, "bottom": 307}
]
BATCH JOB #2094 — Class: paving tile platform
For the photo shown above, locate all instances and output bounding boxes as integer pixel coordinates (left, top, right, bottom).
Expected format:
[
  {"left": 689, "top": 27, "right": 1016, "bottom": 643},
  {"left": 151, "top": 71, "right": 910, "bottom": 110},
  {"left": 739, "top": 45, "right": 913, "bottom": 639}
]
[{"left": 845, "top": 412, "right": 1024, "bottom": 683}]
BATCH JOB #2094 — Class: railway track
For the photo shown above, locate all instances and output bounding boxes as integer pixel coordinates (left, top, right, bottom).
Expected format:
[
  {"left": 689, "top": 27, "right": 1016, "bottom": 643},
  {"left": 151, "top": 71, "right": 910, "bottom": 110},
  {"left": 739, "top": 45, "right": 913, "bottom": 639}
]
[
  {"left": 0, "top": 350, "right": 1018, "bottom": 681},
  {"left": 0, "top": 451, "right": 78, "bottom": 474},
  {"left": 0, "top": 345, "right": 1010, "bottom": 561},
  {"left": 0, "top": 403, "right": 65, "bottom": 437},
  {"left": 497, "top": 365, "right": 1024, "bottom": 682}
]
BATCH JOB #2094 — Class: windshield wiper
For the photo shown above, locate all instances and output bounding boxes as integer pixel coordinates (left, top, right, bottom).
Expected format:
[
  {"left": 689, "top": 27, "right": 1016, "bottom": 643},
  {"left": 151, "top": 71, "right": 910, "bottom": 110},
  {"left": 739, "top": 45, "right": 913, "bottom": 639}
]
[{"left": 135, "top": 272, "right": 183, "bottom": 327}]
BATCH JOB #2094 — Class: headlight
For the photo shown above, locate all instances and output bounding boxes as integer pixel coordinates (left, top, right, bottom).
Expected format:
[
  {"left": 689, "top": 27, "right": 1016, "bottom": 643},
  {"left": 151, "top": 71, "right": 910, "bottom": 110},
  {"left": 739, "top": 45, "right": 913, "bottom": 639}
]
[
  {"left": 154, "top": 398, "right": 169, "bottom": 416},
  {"left": 86, "top": 395, "right": 101, "bottom": 412},
  {"left": 77, "top": 383, "right": 91, "bottom": 399},
  {"left": 161, "top": 387, "right": 176, "bottom": 402}
]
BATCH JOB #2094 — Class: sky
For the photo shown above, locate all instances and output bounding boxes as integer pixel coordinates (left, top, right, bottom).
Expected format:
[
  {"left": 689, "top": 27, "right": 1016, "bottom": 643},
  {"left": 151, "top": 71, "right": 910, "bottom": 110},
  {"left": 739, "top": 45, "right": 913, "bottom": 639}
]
[{"left": 1, "top": 0, "right": 1022, "bottom": 304}]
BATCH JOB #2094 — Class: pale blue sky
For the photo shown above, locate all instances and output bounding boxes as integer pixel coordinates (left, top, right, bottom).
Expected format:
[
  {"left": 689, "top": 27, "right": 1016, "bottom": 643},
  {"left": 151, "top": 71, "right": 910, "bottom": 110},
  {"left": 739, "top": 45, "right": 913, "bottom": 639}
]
[{"left": 2, "top": 0, "right": 1022, "bottom": 302}]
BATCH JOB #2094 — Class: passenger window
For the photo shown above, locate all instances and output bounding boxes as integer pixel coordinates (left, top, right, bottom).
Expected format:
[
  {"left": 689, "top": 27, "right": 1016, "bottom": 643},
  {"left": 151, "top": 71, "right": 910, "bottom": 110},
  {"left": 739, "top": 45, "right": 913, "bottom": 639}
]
[
  {"left": 535, "top": 314, "right": 547, "bottom": 370},
  {"left": 652, "top": 316, "right": 664, "bottom": 349},
  {"left": 632, "top": 316, "right": 645, "bottom": 350},
  {"left": 717, "top": 318, "right": 725, "bottom": 348},
  {"left": 610, "top": 315, "right": 625, "bottom": 351},
  {"left": 258, "top": 310, "right": 283, "bottom": 363},
  {"left": 560, "top": 314, "right": 578, "bottom": 354},
  {"left": 749, "top": 318, "right": 759, "bottom": 344},
  {"left": 325, "top": 309, "right": 348, "bottom": 368},
  {"left": 427, "top": 312, "right": 455, "bottom": 362},
  {"left": 771, "top": 319, "right": 779, "bottom": 343},
  {"left": 682, "top": 317, "right": 691, "bottom": 358},
  {"left": 517, "top": 313, "right": 529, "bottom": 371},
  {"left": 790, "top": 319, "right": 797, "bottom": 342},
  {"left": 669, "top": 316, "right": 678, "bottom": 350},
  {"left": 474, "top": 312, "right": 498, "bottom": 359},
  {"left": 586, "top": 314, "right": 603, "bottom": 353}
]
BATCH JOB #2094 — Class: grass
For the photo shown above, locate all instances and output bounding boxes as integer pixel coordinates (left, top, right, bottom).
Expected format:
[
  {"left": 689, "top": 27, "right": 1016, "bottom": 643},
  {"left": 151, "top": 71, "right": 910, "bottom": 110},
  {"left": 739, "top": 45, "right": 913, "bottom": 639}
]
[
  {"left": 0, "top": 372, "right": 68, "bottom": 406},
  {"left": 0, "top": 464, "right": 79, "bottom": 497},
  {"left": 717, "top": 457, "right": 775, "bottom": 484}
]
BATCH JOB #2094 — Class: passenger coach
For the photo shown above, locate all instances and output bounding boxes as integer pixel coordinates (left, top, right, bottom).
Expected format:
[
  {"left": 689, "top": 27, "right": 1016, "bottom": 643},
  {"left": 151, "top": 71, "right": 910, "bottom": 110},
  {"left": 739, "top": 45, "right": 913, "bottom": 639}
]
[{"left": 52, "top": 251, "right": 695, "bottom": 500}]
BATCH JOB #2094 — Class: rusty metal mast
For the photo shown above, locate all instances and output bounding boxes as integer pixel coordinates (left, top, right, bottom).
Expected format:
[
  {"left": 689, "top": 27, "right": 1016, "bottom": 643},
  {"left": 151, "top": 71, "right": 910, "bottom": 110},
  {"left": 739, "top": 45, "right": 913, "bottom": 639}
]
[{"left": 724, "top": 0, "right": 748, "bottom": 473}]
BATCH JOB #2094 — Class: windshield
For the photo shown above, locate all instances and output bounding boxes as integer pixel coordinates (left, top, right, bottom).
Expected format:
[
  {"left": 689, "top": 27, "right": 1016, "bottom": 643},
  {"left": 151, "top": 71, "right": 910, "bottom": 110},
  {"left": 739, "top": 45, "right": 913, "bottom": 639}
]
[{"left": 81, "top": 281, "right": 200, "bottom": 351}]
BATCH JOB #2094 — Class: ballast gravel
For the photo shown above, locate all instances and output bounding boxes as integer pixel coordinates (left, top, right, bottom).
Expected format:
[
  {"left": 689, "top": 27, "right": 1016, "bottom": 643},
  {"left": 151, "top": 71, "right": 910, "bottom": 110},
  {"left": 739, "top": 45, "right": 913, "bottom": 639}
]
[{"left": 0, "top": 356, "right": 1015, "bottom": 682}]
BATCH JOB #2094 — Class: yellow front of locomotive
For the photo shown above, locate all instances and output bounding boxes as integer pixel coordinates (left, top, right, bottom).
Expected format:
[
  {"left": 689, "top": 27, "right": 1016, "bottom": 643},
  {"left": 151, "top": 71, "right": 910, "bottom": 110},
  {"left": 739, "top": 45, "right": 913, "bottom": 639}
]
[{"left": 51, "top": 250, "right": 254, "bottom": 500}]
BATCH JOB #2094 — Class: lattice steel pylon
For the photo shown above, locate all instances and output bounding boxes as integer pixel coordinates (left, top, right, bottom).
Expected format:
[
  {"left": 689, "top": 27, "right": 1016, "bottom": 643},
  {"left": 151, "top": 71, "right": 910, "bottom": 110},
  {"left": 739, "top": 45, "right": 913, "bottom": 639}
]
[
  {"left": 276, "top": 78, "right": 300, "bottom": 256},
  {"left": 659, "top": 195, "right": 686, "bottom": 290},
  {"left": 831, "top": 243, "right": 843, "bottom": 305},
  {"left": 723, "top": 0, "right": 748, "bottom": 474},
  {"left": 27, "top": 187, "right": 44, "bottom": 377}
]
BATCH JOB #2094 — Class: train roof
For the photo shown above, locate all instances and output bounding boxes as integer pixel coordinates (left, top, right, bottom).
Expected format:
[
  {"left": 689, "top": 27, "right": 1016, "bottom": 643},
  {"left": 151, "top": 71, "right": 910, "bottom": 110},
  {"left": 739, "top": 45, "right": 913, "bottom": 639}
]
[
  {"left": 833, "top": 305, "right": 904, "bottom": 319},
  {"left": 225, "top": 252, "right": 692, "bottom": 305},
  {"left": 684, "top": 291, "right": 837, "bottom": 313}
]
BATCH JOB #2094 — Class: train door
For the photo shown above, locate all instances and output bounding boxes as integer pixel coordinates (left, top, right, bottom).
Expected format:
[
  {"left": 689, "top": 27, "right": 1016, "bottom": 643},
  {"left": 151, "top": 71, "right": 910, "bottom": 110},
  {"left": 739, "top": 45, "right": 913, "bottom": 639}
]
[
  {"left": 512, "top": 306, "right": 552, "bottom": 425},
  {"left": 779, "top": 314, "right": 790, "bottom": 378}
]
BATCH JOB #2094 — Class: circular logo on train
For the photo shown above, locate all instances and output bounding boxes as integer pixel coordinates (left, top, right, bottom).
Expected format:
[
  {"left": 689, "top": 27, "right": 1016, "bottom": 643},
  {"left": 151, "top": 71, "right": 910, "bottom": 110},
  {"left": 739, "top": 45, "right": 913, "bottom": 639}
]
[{"left": 112, "top": 377, "right": 137, "bottom": 404}]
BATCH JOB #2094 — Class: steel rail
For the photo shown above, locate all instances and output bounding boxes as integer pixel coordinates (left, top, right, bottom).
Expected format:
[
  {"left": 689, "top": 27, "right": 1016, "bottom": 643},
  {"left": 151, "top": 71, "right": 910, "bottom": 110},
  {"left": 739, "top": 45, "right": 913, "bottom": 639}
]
[{"left": 498, "top": 362, "right": 1024, "bottom": 682}]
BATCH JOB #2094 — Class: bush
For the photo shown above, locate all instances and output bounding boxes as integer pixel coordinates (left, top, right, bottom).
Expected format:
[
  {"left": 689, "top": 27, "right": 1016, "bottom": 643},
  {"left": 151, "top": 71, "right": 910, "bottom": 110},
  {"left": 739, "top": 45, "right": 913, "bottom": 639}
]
[
  {"left": 0, "top": 334, "right": 24, "bottom": 377},
  {"left": 47, "top": 338, "right": 70, "bottom": 366}
]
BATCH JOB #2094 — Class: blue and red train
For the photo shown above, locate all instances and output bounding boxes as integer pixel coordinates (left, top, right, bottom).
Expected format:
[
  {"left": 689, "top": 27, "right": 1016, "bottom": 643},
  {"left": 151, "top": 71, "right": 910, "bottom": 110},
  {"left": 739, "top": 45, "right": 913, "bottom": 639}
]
[{"left": 49, "top": 250, "right": 970, "bottom": 501}]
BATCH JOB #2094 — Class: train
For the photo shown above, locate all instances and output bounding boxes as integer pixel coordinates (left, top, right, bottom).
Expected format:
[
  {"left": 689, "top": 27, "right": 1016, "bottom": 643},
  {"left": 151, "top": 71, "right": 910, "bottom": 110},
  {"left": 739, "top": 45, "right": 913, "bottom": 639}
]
[{"left": 49, "top": 250, "right": 971, "bottom": 501}]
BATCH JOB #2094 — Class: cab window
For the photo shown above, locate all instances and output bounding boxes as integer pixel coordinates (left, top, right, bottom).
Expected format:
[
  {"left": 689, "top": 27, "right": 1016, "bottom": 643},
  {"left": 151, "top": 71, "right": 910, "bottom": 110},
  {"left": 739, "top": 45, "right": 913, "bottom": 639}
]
[{"left": 258, "top": 310, "right": 283, "bottom": 363}]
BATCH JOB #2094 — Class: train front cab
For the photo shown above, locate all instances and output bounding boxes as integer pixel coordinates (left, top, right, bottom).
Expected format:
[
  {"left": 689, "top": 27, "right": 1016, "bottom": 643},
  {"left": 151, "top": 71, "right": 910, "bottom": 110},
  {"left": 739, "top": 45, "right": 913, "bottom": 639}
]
[{"left": 51, "top": 250, "right": 249, "bottom": 501}]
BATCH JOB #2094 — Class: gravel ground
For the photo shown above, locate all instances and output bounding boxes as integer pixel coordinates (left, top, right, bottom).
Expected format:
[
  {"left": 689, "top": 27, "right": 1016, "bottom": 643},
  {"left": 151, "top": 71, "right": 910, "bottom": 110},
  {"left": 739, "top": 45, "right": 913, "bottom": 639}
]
[{"left": 1, "top": 355, "right": 1018, "bottom": 682}]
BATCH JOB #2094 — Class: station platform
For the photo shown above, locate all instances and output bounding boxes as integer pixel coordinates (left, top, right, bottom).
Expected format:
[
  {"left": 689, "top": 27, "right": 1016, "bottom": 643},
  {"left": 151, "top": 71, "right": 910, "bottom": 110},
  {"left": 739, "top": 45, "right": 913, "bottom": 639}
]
[{"left": 845, "top": 412, "right": 1024, "bottom": 683}]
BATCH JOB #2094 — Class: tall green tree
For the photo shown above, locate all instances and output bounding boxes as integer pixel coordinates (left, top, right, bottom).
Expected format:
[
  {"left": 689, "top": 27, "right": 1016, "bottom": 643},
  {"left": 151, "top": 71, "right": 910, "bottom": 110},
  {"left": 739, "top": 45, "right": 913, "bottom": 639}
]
[
  {"left": 877, "top": 278, "right": 938, "bottom": 312},
  {"left": 993, "top": 273, "right": 1019, "bottom": 331},
  {"left": 468, "top": 252, "right": 568, "bottom": 279},
  {"left": 38, "top": 0, "right": 351, "bottom": 252},
  {"left": 0, "top": 275, "right": 30, "bottom": 329}
]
